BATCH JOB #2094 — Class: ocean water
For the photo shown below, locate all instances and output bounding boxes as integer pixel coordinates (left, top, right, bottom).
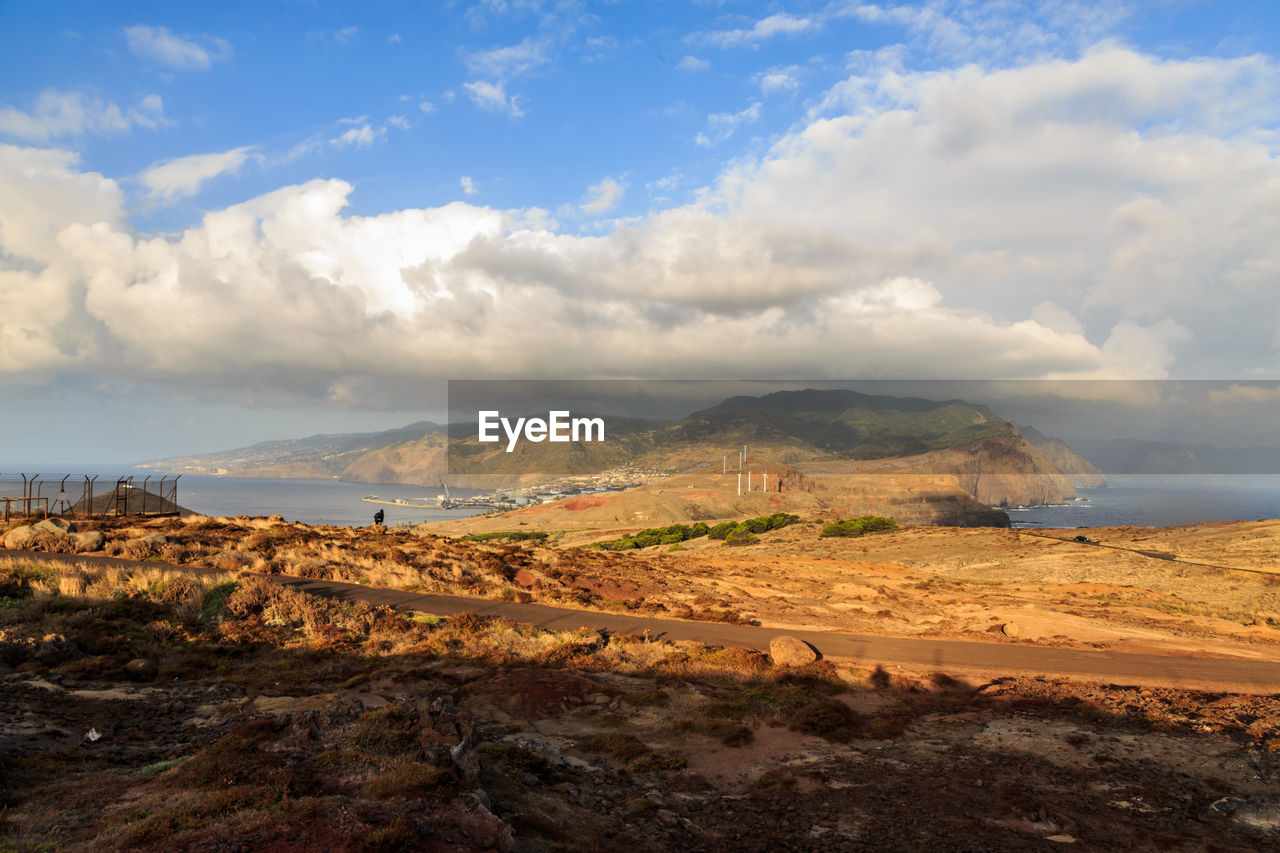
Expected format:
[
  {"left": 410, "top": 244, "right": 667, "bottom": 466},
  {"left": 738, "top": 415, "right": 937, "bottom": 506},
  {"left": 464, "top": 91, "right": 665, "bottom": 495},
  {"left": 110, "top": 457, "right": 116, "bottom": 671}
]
[
  {"left": 0, "top": 468, "right": 490, "bottom": 528},
  {"left": 176, "top": 476, "right": 494, "bottom": 527},
  {"left": 1006, "top": 475, "right": 1280, "bottom": 529},
  {"left": 9, "top": 469, "right": 1280, "bottom": 530}
]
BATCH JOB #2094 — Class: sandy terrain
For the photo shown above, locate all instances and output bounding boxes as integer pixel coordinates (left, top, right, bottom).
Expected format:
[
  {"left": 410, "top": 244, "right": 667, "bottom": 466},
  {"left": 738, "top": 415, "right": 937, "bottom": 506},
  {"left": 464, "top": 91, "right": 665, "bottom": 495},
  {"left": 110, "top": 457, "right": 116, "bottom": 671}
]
[{"left": 525, "top": 520, "right": 1280, "bottom": 662}]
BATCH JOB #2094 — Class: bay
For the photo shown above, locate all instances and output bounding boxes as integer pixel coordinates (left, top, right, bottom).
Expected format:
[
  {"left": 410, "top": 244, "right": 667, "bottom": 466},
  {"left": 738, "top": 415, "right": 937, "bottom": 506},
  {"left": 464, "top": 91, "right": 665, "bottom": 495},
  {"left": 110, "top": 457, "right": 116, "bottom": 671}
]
[
  {"left": 0, "top": 467, "right": 490, "bottom": 528},
  {"left": 1006, "top": 475, "right": 1280, "bottom": 529}
]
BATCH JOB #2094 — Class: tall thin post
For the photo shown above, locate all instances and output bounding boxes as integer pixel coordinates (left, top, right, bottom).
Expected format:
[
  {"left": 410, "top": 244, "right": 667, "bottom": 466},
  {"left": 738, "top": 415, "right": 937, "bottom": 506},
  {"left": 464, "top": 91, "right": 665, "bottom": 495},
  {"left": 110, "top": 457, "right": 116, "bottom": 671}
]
[
  {"left": 748, "top": 471, "right": 752, "bottom": 492},
  {"left": 737, "top": 471, "right": 741, "bottom": 496}
]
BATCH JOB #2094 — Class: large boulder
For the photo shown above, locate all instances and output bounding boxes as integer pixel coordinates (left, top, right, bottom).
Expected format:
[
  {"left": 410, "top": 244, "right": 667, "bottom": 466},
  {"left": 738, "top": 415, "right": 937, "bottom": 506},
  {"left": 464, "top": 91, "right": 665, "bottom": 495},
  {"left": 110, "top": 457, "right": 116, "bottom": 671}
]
[
  {"left": 33, "top": 518, "right": 72, "bottom": 536},
  {"left": 125, "top": 658, "right": 158, "bottom": 681},
  {"left": 770, "top": 635, "right": 820, "bottom": 666},
  {"left": 3, "top": 525, "right": 34, "bottom": 550},
  {"left": 71, "top": 530, "right": 106, "bottom": 552}
]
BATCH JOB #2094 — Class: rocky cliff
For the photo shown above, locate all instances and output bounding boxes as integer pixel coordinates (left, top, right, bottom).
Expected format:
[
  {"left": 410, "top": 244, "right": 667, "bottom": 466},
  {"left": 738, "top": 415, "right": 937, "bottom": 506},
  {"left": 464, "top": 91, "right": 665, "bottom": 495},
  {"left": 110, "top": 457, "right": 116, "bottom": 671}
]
[{"left": 1020, "top": 425, "right": 1107, "bottom": 487}]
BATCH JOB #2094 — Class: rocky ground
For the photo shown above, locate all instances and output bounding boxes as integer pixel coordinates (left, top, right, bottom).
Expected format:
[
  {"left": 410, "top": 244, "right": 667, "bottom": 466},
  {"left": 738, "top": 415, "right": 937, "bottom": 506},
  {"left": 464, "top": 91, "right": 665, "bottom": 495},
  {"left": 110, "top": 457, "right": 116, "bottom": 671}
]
[
  {"left": 6, "top": 511, "right": 1280, "bottom": 660},
  {"left": 2, "top": 553, "right": 1280, "bottom": 851}
]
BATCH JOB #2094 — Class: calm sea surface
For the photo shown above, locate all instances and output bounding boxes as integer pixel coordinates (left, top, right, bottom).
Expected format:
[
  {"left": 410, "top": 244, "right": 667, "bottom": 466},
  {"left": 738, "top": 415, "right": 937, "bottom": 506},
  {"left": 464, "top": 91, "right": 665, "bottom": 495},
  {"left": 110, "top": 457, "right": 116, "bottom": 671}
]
[
  {"left": 175, "top": 476, "right": 492, "bottom": 527},
  {"left": 1006, "top": 475, "right": 1280, "bottom": 529},
  {"left": 8, "top": 469, "right": 1280, "bottom": 529},
  {"left": 0, "top": 468, "right": 489, "bottom": 528}
]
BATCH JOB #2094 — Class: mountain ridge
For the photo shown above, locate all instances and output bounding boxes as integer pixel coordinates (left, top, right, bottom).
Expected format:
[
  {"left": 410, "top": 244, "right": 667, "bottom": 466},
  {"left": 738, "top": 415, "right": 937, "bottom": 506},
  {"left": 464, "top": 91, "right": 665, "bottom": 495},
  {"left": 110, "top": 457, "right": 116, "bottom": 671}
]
[{"left": 137, "top": 390, "right": 1103, "bottom": 512}]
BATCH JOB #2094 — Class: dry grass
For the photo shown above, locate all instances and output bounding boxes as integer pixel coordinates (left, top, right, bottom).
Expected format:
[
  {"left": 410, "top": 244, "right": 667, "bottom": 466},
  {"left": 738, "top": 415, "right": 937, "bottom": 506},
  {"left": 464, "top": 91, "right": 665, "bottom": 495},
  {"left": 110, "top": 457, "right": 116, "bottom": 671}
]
[{"left": 3, "top": 548, "right": 1280, "bottom": 853}]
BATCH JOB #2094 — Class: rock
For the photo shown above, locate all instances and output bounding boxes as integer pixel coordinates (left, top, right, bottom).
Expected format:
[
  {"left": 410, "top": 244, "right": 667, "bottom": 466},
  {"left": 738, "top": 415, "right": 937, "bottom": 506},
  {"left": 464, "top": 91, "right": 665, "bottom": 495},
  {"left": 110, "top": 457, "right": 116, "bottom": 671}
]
[
  {"left": 33, "top": 518, "right": 72, "bottom": 536},
  {"left": 770, "top": 635, "right": 819, "bottom": 666},
  {"left": 449, "top": 792, "right": 515, "bottom": 852},
  {"left": 1002, "top": 622, "right": 1020, "bottom": 637},
  {"left": 420, "top": 695, "right": 480, "bottom": 780},
  {"left": 34, "top": 633, "right": 78, "bottom": 663},
  {"left": 213, "top": 549, "right": 260, "bottom": 571},
  {"left": 1233, "top": 798, "right": 1280, "bottom": 830},
  {"left": 125, "top": 658, "right": 158, "bottom": 681},
  {"left": 0, "top": 630, "right": 37, "bottom": 665},
  {"left": 2, "top": 525, "right": 34, "bottom": 549},
  {"left": 139, "top": 533, "right": 167, "bottom": 546},
  {"left": 71, "top": 530, "right": 105, "bottom": 552}
]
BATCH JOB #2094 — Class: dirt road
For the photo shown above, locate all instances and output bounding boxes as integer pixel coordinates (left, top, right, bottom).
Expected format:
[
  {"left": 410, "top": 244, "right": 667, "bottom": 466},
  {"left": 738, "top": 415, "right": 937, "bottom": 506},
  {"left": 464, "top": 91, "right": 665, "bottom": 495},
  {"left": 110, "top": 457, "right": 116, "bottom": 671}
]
[
  {"left": 1013, "top": 529, "right": 1273, "bottom": 575},
  {"left": 10, "top": 548, "right": 1276, "bottom": 690},
  {"left": 268, "top": 574, "right": 1280, "bottom": 691}
]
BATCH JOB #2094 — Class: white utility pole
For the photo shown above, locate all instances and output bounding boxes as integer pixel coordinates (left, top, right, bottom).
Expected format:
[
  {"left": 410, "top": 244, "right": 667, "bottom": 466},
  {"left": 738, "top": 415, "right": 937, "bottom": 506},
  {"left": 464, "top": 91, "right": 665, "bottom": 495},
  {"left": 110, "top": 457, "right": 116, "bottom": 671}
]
[
  {"left": 723, "top": 454, "right": 727, "bottom": 474},
  {"left": 763, "top": 472, "right": 768, "bottom": 492},
  {"left": 748, "top": 471, "right": 752, "bottom": 492},
  {"left": 737, "top": 471, "right": 741, "bottom": 495}
]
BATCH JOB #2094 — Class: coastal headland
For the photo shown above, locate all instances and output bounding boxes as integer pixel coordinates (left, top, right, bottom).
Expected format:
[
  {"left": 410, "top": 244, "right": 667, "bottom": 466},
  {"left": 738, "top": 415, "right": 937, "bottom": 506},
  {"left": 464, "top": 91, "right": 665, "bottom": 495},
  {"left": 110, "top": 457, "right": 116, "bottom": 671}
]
[{"left": 3, "top": 510, "right": 1280, "bottom": 849}]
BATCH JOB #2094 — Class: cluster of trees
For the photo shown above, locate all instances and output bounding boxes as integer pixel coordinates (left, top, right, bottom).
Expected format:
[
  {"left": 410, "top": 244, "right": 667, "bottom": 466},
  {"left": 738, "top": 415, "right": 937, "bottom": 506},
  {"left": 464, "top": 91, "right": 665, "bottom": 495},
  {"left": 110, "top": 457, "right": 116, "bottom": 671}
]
[
  {"left": 707, "top": 512, "right": 801, "bottom": 547},
  {"left": 819, "top": 515, "right": 898, "bottom": 538},
  {"left": 597, "top": 512, "right": 802, "bottom": 550},
  {"left": 457, "top": 530, "right": 550, "bottom": 543},
  {"left": 596, "top": 522, "right": 712, "bottom": 551}
]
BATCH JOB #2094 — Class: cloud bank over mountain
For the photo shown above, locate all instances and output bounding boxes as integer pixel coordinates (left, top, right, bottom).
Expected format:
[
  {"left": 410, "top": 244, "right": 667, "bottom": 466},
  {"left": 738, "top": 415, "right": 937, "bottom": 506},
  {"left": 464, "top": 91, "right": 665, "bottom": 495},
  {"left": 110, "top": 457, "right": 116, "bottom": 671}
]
[{"left": 3, "top": 46, "right": 1277, "bottom": 413}]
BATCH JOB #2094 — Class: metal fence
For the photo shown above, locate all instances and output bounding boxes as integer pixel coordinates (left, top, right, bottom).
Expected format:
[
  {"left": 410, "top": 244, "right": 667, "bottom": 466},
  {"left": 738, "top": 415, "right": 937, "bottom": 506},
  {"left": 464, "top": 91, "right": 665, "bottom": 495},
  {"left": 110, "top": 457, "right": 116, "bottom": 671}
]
[{"left": 0, "top": 473, "right": 181, "bottom": 522}]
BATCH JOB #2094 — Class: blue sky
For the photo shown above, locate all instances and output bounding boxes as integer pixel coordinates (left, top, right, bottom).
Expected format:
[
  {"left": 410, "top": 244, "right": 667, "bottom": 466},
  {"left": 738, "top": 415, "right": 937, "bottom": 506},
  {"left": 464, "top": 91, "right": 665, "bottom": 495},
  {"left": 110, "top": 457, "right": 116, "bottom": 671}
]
[{"left": 2, "top": 2, "right": 1280, "bottom": 462}]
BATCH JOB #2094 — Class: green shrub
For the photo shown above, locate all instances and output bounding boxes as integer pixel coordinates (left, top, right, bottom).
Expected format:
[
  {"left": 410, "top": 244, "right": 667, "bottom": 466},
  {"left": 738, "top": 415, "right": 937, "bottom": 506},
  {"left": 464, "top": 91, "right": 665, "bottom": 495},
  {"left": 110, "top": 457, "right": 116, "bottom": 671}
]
[
  {"left": 457, "top": 531, "right": 548, "bottom": 543},
  {"left": 708, "top": 522, "right": 737, "bottom": 540},
  {"left": 199, "top": 581, "right": 238, "bottom": 623},
  {"left": 600, "top": 514, "right": 799, "bottom": 549},
  {"left": 819, "top": 515, "right": 898, "bottom": 538},
  {"left": 0, "top": 562, "right": 53, "bottom": 600},
  {"left": 596, "top": 521, "right": 713, "bottom": 550}
]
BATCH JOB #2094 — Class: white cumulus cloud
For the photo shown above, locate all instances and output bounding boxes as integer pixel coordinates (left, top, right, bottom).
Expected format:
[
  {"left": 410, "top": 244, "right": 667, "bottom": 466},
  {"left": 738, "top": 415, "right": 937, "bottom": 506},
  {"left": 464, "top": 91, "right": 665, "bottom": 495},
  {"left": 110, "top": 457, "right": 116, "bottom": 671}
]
[
  {"left": 757, "top": 65, "right": 801, "bottom": 95},
  {"left": 463, "top": 80, "right": 525, "bottom": 117},
  {"left": 0, "top": 90, "right": 169, "bottom": 141},
  {"left": 695, "top": 102, "right": 762, "bottom": 147},
  {"left": 2, "top": 46, "right": 1279, "bottom": 400},
  {"left": 125, "top": 25, "right": 231, "bottom": 71},
  {"left": 139, "top": 146, "right": 261, "bottom": 203},
  {"left": 464, "top": 37, "right": 549, "bottom": 79},
  {"left": 331, "top": 124, "right": 384, "bottom": 148},
  {"left": 701, "top": 13, "right": 816, "bottom": 48},
  {"left": 580, "top": 176, "right": 626, "bottom": 214}
]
